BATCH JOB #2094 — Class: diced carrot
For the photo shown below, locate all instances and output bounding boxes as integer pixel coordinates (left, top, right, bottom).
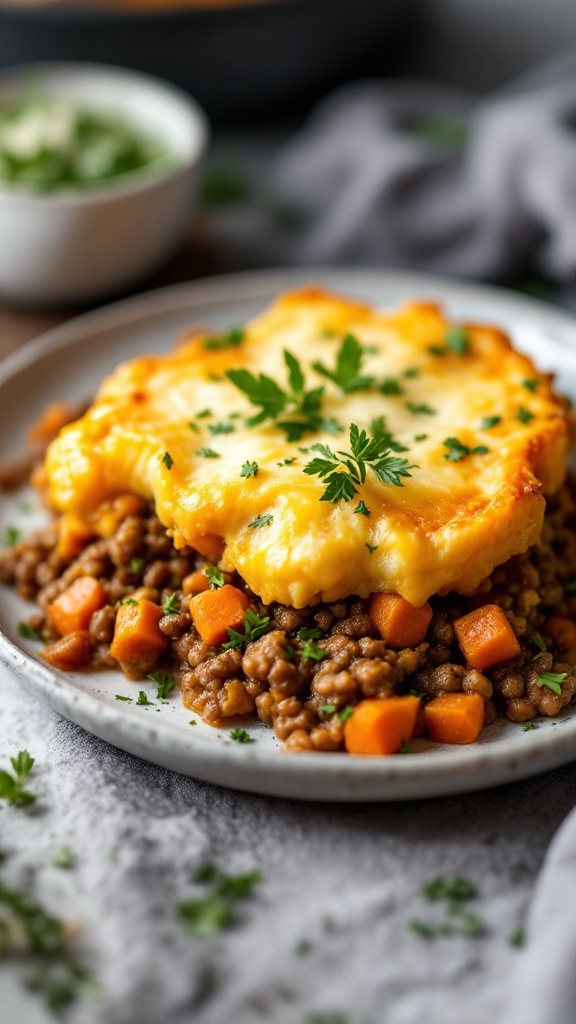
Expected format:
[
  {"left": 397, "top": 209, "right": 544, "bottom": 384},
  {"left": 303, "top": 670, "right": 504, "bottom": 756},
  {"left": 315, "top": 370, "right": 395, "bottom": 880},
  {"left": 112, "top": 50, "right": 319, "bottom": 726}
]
[
  {"left": 48, "top": 576, "right": 108, "bottom": 636},
  {"left": 544, "top": 616, "right": 576, "bottom": 652},
  {"left": 94, "top": 494, "right": 148, "bottom": 538},
  {"left": 189, "top": 584, "right": 250, "bottom": 646},
  {"left": 56, "top": 512, "right": 95, "bottom": 563},
  {"left": 109, "top": 599, "right": 169, "bottom": 664},
  {"left": 344, "top": 696, "right": 420, "bottom": 755},
  {"left": 40, "top": 631, "right": 93, "bottom": 670},
  {"left": 182, "top": 570, "right": 211, "bottom": 596},
  {"left": 369, "top": 592, "right": 433, "bottom": 648},
  {"left": 423, "top": 692, "right": 485, "bottom": 744},
  {"left": 454, "top": 604, "right": 520, "bottom": 670}
]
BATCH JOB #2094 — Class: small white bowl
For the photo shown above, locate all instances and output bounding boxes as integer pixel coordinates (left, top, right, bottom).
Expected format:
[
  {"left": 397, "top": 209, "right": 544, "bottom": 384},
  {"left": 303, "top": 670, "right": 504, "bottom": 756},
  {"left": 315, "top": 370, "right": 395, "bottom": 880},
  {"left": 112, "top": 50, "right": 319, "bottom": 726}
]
[{"left": 0, "top": 62, "right": 209, "bottom": 306}]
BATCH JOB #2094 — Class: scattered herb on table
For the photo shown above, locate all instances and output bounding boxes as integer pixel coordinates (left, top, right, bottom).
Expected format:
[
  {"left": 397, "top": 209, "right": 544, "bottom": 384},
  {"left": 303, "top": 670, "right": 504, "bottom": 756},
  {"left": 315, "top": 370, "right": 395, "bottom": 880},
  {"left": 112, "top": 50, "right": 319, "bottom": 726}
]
[
  {"left": 522, "top": 720, "right": 537, "bottom": 731},
  {"left": 52, "top": 847, "right": 75, "bottom": 870},
  {"left": 304, "top": 423, "right": 416, "bottom": 503},
  {"left": 135, "top": 691, "right": 154, "bottom": 706},
  {"left": 0, "top": 749, "right": 36, "bottom": 807},
  {"left": 424, "top": 876, "right": 478, "bottom": 901},
  {"left": 295, "top": 938, "right": 312, "bottom": 956},
  {"left": 508, "top": 926, "right": 525, "bottom": 948},
  {"left": 115, "top": 694, "right": 132, "bottom": 702},
  {"left": 177, "top": 865, "right": 262, "bottom": 938},
  {"left": 410, "top": 874, "right": 485, "bottom": 940}
]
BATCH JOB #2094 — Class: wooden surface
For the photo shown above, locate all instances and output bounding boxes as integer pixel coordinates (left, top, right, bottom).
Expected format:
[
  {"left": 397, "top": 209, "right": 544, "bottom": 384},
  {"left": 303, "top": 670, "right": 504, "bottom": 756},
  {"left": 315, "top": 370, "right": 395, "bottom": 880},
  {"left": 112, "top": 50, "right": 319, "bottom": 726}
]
[{"left": 0, "top": 227, "right": 217, "bottom": 360}]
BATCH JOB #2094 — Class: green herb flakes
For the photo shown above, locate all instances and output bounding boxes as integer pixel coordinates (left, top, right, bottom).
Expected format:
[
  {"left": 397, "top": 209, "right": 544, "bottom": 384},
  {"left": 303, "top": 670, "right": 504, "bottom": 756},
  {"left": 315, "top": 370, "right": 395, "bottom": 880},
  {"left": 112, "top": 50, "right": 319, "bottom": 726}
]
[
  {"left": 445, "top": 326, "right": 470, "bottom": 355},
  {"left": 205, "top": 565, "right": 225, "bottom": 588},
  {"left": 522, "top": 379, "right": 539, "bottom": 392},
  {"left": 295, "top": 939, "right": 312, "bottom": 956},
  {"left": 129, "top": 557, "right": 145, "bottom": 573},
  {"left": 354, "top": 500, "right": 371, "bottom": 517},
  {"left": 17, "top": 622, "right": 42, "bottom": 641},
  {"left": 522, "top": 720, "right": 537, "bottom": 731},
  {"left": 312, "top": 333, "right": 374, "bottom": 394},
  {"left": 301, "top": 641, "right": 327, "bottom": 662},
  {"left": 296, "top": 627, "right": 325, "bottom": 641},
  {"left": 135, "top": 691, "right": 154, "bottom": 706},
  {"left": 406, "top": 402, "right": 436, "bottom": 415},
  {"left": 248, "top": 513, "right": 273, "bottom": 529},
  {"left": 424, "top": 876, "right": 477, "bottom": 901},
  {"left": 203, "top": 327, "right": 245, "bottom": 351},
  {"left": 197, "top": 448, "right": 220, "bottom": 459},
  {"left": 196, "top": 408, "right": 212, "bottom": 419},
  {"left": 223, "top": 608, "right": 271, "bottom": 650},
  {"left": 177, "top": 866, "right": 262, "bottom": 938},
  {"left": 536, "top": 671, "right": 566, "bottom": 695},
  {"left": 240, "top": 461, "right": 259, "bottom": 478},
  {"left": 0, "top": 749, "right": 36, "bottom": 807},
  {"left": 2, "top": 525, "right": 20, "bottom": 546},
  {"left": 479, "top": 416, "right": 501, "bottom": 430},
  {"left": 208, "top": 420, "right": 235, "bottom": 436},
  {"left": 379, "top": 378, "right": 404, "bottom": 396},
  {"left": 304, "top": 423, "right": 416, "bottom": 503},
  {"left": 366, "top": 542, "right": 379, "bottom": 554},
  {"left": 508, "top": 926, "right": 525, "bottom": 948},
  {"left": 149, "top": 672, "right": 175, "bottom": 700},
  {"left": 317, "top": 703, "right": 338, "bottom": 720},
  {"left": 161, "top": 593, "right": 179, "bottom": 615},
  {"left": 229, "top": 728, "right": 254, "bottom": 744},
  {"left": 443, "top": 437, "right": 490, "bottom": 462},
  {"left": 161, "top": 451, "right": 174, "bottom": 470},
  {"left": 115, "top": 694, "right": 133, "bottom": 702},
  {"left": 516, "top": 407, "right": 535, "bottom": 424},
  {"left": 52, "top": 847, "right": 74, "bottom": 870}
]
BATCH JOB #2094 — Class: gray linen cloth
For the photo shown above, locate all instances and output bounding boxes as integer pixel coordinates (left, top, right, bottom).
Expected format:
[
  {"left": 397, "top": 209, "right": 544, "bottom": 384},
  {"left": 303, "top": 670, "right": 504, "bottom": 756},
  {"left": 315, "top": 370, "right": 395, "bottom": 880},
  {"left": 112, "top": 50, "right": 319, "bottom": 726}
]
[{"left": 4, "top": 55, "right": 576, "bottom": 1024}]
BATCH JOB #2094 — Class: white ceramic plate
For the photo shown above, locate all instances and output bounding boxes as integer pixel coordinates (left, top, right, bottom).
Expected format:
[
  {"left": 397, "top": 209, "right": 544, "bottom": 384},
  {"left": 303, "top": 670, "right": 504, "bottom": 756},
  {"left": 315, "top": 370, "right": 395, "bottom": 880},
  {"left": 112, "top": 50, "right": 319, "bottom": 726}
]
[{"left": 2, "top": 268, "right": 576, "bottom": 801}]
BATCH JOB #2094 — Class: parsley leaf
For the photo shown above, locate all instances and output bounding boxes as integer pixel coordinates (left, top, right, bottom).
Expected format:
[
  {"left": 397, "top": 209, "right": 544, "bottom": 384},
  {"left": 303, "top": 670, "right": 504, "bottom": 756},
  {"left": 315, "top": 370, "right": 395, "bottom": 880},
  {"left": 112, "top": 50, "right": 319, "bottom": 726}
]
[
  {"left": 354, "top": 500, "right": 371, "bottom": 517},
  {"left": 312, "top": 334, "right": 374, "bottom": 394},
  {"left": 52, "top": 846, "right": 74, "bottom": 869},
  {"left": 443, "top": 437, "right": 490, "bottom": 461},
  {"left": 406, "top": 402, "right": 436, "bottom": 415},
  {"left": 296, "top": 627, "right": 325, "bottom": 641},
  {"left": 522, "top": 720, "right": 537, "bottom": 731},
  {"left": 229, "top": 728, "right": 254, "bottom": 744},
  {"left": 248, "top": 513, "right": 273, "bottom": 528},
  {"left": 536, "top": 670, "right": 566, "bottom": 695},
  {"left": 2, "top": 525, "right": 20, "bottom": 546},
  {"left": 301, "top": 641, "right": 327, "bottom": 662},
  {"left": 130, "top": 557, "right": 145, "bottom": 573},
  {"left": 223, "top": 608, "right": 271, "bottom": 650},
  {"left": 304, "top": 423, "right": 416, "bottom": 503},
  {"left": 177, "top": 866, "right": 262, "bottom": 938},
  {"left": 197, "top": 448, "right": 221, "bottom": 459},
  {"left": 203, "top": 327, "right": 244, "bottom": 351},
  {"left": 196, "top": 408, "right": 212, "bottom": 419},
  {"left": 365, "top": 542, "right": 379, "bottom": 553},
  {"left": 161, "top": 451, "right": 174, "bottom": 470},
  {"left": 379, "top": 377, "right": 404, "bottom": 396},
  {"left": 318, "top": 703, "right": 337, "bottom": 719},
  {"left": 530, "top": 632, "right": 547, "bottom": 654},
  {"left": 522, "top": 379, "right": 539, "bottom": 392},
  {"left": 445, "top": 326, "right": 470, "bottom": 354},
  {"left": 205, "top": 565, "right": 225, "bottom": 588},
  {"left": 149, "top": 672, "right": 175, "bottom": 699},
  {"left": 208, "top": 420, "right": 235, "bottom": 436},
  {"left": 17, "top": 622, "right": 43, "bottom": 641},
  {"left": 0, "top": 749, "right": 36, "bottom": 807},
  {"left": 115, "top": 694, "right": 133, "bottom": 702},
  {"left": 424, "top": 876, "right": 477, "bottom": 901},
  {"left": 479, "top": 416, "right": 501, "bottom": 429},
  {"left": 135, "top": 691, "right": 154, "bottom": 706},
  {"left": 508, "top": 926, "right": 525, "bottom": 948},
  {"left": 162, "top": 593, "right": 180, "bottom": 615},
  {"left": 516, "top": 406, "right": 535, "bottom": 424},
  {"left": 240, "top": 461, "right": 259, "bottom": 478},
  {"left": 188, "top": 420, "right": 200, "bottom": 433},
  {"left": 278, "top": 457, "right": 296, "bottom": 466}
]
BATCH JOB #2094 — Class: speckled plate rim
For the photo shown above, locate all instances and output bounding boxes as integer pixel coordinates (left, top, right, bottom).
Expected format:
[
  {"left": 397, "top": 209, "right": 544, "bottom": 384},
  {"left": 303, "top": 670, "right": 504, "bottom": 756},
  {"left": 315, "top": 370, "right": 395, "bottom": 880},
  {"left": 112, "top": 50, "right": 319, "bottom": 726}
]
[{"left": 1, "top": 266, "right": 576, "bottom": 802}]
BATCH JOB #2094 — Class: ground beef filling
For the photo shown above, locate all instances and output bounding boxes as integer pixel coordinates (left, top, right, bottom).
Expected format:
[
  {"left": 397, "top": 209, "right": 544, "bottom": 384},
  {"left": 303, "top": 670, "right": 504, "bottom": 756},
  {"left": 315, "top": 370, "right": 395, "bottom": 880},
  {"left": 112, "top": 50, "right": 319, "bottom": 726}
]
[{"left": 2, "top": 479, "right": 576, "bottom": 752}]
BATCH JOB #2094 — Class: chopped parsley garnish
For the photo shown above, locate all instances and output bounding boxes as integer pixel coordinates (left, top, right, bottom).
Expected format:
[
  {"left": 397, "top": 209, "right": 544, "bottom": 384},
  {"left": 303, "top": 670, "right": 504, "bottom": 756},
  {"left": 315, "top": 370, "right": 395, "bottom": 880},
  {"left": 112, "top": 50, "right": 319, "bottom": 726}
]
[
  {"left": 406, "top": 402, "right": 436, "bottom": 415},
  {"left": 522, "top": 378, "right": 539, "bottom": 392},
  {"left": 205, "top": 565, "right": 225, "bottom": 588},
  {"left": 369, "top": 416, "right": 409, "bottom": 451},
  {"left": 189, "top": 719, "right": 197, "bottom": 726},
  {"left": 240, "top": 461, "right": 259, "bottom": 478},
  {"left": 296, "top": 627, "right": 325, "bottom": 641},
  {"left": 248, "top": 513, "right": 273, "bottom": 528},
  {"left": 479, "top": 416, "right": 501, "bottom": 430},
  {"left": 196, "top": 408, "right": 212, "bottom": 419},
  {"left": 278, "top": 457, "right": 296, "bottom": 466},
  {"left": 208, "top": 420, "right": 235, "bottom": 436},
  {"left": 162, "top": 593, "right": 180, "bottom": 615},
  {"left": 428, "top": 344, "right": 446, "bottom": 356},
  {"left": 0, "top": 749, "right": 36, "bottom": 807},
  {"left": 115, "top": 694, "right": 133, "bottom": 702},
  {"left": 443, "top": 437, "right": 490, "bottom": 461},
  {"left": 52, "top": 846, "right": 74, "bottom": 869},
  {"left": 318, "top": 703, "right": 337, "bottom": 719},
  {"left": 301, "top": 641, "right": 327, "bottom": 662},
  {"left": 379, "top": 377, "right": 404, "bottom": 396},
  {"left": 536, "top": 671, "right": 566, "bottom": 695},
  {"left": 285, "top": 645, "right": 296, "bottom": 662},
  {"left": 312, "top": 333, "right": 374, "bottom": 394},
  {"left": 130, "top": 557, "right": 145, "bottom": 573},
  {"left": 404, "top": 366, "right": 420, "bottom": 378},
  {"left": 414, "top": 433, "right": 429, "bottom": 442},
  {"left": 203, "top": 327, "right": 245, "bottom": 351},
  {"left": 530, "top": 632, "right": 547, "bottom": 655},
  {"left": 229, "top": 728, "right": 254, "bottom": 744},
  {"left": 522, "top": 720, "right": 537, "bottom": 731},
  {"left": 365, "top": 542, "right": 379, "bottom": 553},
  {"left": 135, "top": 691, "right": 154, "bottom": 706},
  {"left": 17, "top": 622, "right": 42, "bottom": 641},
  {"left": 197, "top": 448, "right": 221, "bottom": 459},
  {"left": 2, "top": 525, "right": 20, "bottom": 546},
  {"left": 149, "top": 672, "right": 175, "bottom": 699},
  {"left": 516, "top": 406, "right": 535, "bottom": 424},
  {"left": 188, "top": 420, "right": 200, "bottom": 433},
  {"left": 223, "top": 608, "right": 271, "bottom": 650},
  {"left": 399, "top": 740, "right": 413, "bottom": 754},
  {"left": 161, "top": 451, "right": 173, "bottom": 470},
  {"left": 177, "top": 866, "right": 262, "bottom": 938},
  {"left": 508, "top": 926, "right": 525, "bottom": 948},
  {"left": 424, "top": 876, "right": 477, "bottom": 901},
  {"left": 119, "top": 598, "right": 138, "bottom": 606},
  {"left": 445, "top": 326, "right": 470, "bottom": 355},
  {"left": 335, "top": 706, "right": 355, "bottom": 724},
  {"left": 354, "top": 500, "right": 371, "bottom": 517},
  {"left": 303, "top": 423, "right": 416, "bottom": 503},
  {"left": 227, "top": 349, "right": 340, "bottom": 442}
]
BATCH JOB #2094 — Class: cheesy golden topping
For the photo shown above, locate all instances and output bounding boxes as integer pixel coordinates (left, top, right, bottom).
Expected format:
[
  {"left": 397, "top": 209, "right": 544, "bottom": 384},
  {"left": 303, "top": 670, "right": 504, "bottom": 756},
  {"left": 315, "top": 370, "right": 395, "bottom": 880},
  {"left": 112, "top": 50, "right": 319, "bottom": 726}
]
[{"left": 45, "top": 287, "right": 569, "bottom": 607}]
